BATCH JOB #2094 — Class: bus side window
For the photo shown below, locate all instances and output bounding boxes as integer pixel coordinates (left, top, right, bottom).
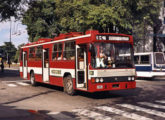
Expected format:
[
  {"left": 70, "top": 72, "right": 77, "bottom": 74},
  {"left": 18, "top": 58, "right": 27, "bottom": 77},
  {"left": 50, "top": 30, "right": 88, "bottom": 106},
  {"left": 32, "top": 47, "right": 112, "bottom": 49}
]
[
  {"left": 52, "top": 43, "right": 63, "bottom": 61},
  {"left": 63, "top": 41, "right": 75, "bottom": 60},
  {"left": 141, "top": 55, "right": 150, "bottom": 64},
  {"left": 78, "top": 47, "right": 85, "bottom": 69},
  {"left": 36, "top": 46, "right": 42, "bottom": 60},
  {"left": 29, "top": 47, "right": 35, "bottom": 60},
  {"left": 134, "top": 56, "right": 140, "bottom": 64}
]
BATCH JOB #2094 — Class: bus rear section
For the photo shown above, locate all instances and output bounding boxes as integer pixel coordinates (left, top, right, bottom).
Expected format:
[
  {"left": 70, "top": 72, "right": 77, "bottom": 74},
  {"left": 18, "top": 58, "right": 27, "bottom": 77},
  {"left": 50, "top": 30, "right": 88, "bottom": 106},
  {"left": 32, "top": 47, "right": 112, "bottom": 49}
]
[
  {"left": 135, "top": 52, "right": 165, "bottom": 78},
  {"left": 20, "top": 30, "right": 136, "bottom": 95}
]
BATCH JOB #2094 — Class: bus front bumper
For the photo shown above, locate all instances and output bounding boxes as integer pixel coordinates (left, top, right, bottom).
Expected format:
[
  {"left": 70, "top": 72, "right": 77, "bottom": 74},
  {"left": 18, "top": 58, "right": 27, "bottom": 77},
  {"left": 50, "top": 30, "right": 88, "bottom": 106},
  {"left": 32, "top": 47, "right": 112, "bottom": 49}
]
[{"left": 88, "top": 81, "right": 136, "bottom": 92}]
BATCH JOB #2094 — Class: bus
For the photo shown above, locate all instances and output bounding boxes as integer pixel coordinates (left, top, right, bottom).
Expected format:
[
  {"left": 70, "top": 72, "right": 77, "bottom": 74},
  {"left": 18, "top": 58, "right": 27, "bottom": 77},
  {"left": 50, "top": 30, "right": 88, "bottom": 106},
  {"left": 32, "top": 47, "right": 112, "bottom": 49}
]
[
  {"left": 20, "top": 30, "right": 136, "bottom": 95},
  {"left": 134, "top": 52, "right": 165, "bottom": 78}
]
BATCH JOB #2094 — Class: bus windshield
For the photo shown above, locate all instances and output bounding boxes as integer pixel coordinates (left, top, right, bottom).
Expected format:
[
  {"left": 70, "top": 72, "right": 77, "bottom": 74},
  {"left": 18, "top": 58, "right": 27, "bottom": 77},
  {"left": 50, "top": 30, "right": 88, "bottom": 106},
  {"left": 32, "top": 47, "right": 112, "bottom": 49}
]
[
  {"left": 155, "top": 53, "right": 165, "bottom": 65},
  {"left": 91, "top": 43, "right": 134, "bottom": 69}
]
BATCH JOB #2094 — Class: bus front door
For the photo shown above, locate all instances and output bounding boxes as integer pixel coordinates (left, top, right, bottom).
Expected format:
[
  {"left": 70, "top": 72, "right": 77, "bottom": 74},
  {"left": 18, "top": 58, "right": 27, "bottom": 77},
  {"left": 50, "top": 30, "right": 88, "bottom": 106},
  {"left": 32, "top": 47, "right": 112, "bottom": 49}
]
[
  {"left": 76, "top": 45, "right": 87, "bottom": 90},
  {"left": 23, "top": 52, "right": 28, "bottom": 79},
  {"left": 43, "top": 49, "right": 49, "bottom": 82}
]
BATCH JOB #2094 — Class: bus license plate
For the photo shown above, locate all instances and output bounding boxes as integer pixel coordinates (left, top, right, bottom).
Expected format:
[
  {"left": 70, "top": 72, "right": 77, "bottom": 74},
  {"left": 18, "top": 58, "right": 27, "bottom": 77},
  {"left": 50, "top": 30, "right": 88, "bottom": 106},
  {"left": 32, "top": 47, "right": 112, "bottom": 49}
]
[{"left": 97, "top": 85, "right": 103, "bottom": 89}]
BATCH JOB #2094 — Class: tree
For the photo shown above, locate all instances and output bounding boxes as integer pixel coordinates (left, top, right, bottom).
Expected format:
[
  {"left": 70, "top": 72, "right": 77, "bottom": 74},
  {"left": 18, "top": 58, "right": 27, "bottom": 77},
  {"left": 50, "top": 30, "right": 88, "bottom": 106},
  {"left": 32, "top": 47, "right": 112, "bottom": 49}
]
[
  {"left": 131, "top": 0, "right": 163, "bottom": 52},
  {"left": 22, "top": 0, "right": 57, "bottom": 42},
  {"left": 14, "top": 43, "right": 24, "bottom": 63},
  {"left": 0, "top": 0, "right": 34, "bottom": 21},
  {"left": 1, "top": 0, "right": 162, "bottom": 52},
  {"left": 22, "top": 0, "right": 163, "bottom": 43},
  {"left": 0, "top": 42, "right": 17, "bottom": 62}
]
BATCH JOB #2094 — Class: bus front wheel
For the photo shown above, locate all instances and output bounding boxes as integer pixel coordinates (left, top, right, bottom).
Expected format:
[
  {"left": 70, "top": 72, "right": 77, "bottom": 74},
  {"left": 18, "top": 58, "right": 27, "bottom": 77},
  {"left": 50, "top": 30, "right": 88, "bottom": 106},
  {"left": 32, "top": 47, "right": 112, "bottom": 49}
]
[
  {"left": 30, "top": 72, "right": 37, "bottom": 86},
  {"left": 63, "top": 75, "right": 75, "bottom": 95}
]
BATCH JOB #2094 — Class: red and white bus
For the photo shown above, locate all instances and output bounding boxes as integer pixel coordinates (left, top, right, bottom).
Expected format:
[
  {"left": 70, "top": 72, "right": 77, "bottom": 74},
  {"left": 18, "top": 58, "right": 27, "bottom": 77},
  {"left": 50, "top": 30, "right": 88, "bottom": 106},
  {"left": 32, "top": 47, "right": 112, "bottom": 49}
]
[{"left": 20, "top": 30, "right": 136, "bottom": 95}]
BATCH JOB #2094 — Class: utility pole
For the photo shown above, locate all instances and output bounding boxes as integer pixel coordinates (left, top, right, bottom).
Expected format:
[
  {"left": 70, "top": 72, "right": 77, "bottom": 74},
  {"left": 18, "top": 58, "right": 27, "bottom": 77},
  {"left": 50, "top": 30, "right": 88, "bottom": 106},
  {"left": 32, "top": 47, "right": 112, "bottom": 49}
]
[
  {"left": 8, "top": 18, "right": 12, "bottom": 68},
  {"left": 10, "top": 18, "right": 12, "bottom": 43},
  {"left": 143, "top": 17, "right": 146, "bottom": 52}
]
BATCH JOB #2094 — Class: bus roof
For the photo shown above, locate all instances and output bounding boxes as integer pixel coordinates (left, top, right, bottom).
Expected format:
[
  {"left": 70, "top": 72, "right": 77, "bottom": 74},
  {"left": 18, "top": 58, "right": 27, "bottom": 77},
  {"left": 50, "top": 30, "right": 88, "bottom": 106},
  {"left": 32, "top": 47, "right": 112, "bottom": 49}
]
[{"left": 21, "top": 30, "right": 133, "bottom": 49}]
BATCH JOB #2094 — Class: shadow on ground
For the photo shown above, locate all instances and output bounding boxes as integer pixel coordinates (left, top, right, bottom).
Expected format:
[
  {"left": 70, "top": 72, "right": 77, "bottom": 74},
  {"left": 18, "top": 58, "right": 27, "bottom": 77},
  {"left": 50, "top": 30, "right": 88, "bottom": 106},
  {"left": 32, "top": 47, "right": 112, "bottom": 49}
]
[
  {"left": 0, "top": 69, "right": 20, "bottom": 80},
  {"left": 0, "top": 104, "right": 52, "bottom": 120}
]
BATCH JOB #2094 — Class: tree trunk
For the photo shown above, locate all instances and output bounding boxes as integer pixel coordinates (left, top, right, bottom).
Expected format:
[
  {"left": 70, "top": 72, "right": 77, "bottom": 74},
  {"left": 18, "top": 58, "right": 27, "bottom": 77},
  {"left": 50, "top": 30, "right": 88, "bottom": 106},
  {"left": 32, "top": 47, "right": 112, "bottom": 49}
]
[{"left": 153, "top": 27, "right": 157, "bottom": 52}]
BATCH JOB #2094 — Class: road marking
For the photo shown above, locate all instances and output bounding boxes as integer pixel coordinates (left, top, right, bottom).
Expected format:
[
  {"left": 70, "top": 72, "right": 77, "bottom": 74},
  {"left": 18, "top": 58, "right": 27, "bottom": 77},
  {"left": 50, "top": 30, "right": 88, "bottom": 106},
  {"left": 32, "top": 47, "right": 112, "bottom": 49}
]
[
  {"left": 136, "top": 80, "right": 148, "bottom": 82},
  {"left": 118, "top": 104, "right": 165, "bottom": 118},
  {"left": 2, "top": 80, "right": 30, "bottom": 83},
  {"left": 48, "top": 112, "right": 60, "bottom": 115},
  {"left": 139, "top": 102, "right": 165, "bottom": 109},
  {"left": 48, "top": 112, "right": 73, "bottom": 120},
  {"left": 7, "top": 84, "right": 17, "bottom": 87},
  {"left": 17, "top": 82, "right": 29, "bottom": 86},
  {"left": 156, "top": 100, "right": 165, "bottom": 104},
  {"left": 72, "top": 109, "right": 113, "bottom": 120},
  {"left": 96, "top": 106, "right": 153, "bottom": 120}
]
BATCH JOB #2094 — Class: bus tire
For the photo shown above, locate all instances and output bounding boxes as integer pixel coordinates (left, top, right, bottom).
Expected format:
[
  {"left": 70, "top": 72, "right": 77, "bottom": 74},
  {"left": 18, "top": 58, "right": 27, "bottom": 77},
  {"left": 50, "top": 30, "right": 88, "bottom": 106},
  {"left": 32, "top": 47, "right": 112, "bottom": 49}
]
[
  {"left": 63, "top": 75, "right": 75, "bottom": 95},
  {"left": 30, "top": 72, "right": 37, "bottom": 86}
]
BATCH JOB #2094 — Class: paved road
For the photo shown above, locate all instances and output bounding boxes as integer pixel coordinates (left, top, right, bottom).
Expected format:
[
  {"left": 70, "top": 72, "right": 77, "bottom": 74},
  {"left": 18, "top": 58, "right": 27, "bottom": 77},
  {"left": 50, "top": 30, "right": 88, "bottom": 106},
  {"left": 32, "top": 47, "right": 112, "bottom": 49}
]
[{"left": 0, "top": 69, "right": 165, "bottom": 120}]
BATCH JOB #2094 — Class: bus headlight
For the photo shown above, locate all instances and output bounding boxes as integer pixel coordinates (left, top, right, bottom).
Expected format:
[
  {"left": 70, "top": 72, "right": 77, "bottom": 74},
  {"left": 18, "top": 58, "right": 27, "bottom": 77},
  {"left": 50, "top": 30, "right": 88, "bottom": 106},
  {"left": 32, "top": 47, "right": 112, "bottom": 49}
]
[
  {"left": 100, "top": 78, "right": 104, "bottom": 83},
  {"left": 132, "top": 77, "right": 135, "bottom": 81},
  {"left": 128, "top": 77, "right": 131, "bottom": 81},
  {"left": 96, "top": 78, "right": 99, "bottom": 83}
]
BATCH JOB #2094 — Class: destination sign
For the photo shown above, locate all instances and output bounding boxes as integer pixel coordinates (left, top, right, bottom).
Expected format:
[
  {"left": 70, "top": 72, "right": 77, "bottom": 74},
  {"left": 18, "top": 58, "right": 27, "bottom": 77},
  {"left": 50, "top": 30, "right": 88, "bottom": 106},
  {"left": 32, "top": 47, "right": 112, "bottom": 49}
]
[{"left": 96, "top": 35, "right": 129, "bottom": 41}]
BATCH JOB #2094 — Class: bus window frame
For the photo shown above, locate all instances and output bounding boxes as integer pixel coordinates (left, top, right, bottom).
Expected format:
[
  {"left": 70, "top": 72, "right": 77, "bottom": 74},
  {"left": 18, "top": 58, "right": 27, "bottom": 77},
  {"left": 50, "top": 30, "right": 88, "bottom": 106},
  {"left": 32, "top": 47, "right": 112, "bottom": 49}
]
[
  {"left": 154, "top": 52, "right": 165, "bottom": 66},
  {"left": 52, "top": 42, "right": 63, "bottom": 61},
  {"left": 63, "top": 41, "right": 75, "bottom": 61},
  {"left": 29, "top": 47, "right": 36, "bottom": 60},
  {"left": 140, "top": 55, "right": 151, "bottom": 65},
  {"left": 134, "top": 54, "right": 151, "bottom": 65},
  {"left": 35, "top": 46, "right": 43, "bottom": 61}
]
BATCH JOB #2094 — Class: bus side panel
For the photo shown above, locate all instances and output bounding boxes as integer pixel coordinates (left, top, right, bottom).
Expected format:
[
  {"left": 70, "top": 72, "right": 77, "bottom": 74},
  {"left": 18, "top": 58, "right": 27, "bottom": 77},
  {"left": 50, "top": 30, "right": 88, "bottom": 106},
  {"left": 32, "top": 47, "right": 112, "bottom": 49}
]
[
  {"left": 49, "top": 76, "right": 63, "bottom": 87},
  {"left": 20, "top": 72, "right": 23, "bottom": 78},
  {"left": 88, "top": 81, "right": 136, "bottom": 92},
  {"left": 28, "top": 61, "right": 43, "bottom": 81},
  {"left": 135, "top": 65, "right": 152, "bottom": 71},
  {"left": 49, "top": 77, "right": 76, "bottom": 89},
  {"left": 20, "top": 60, "right": 23, "bottom": 78},
  {"left": 20, "top": 61, "right": 23, "bottom": 66},
  {"left": 28, "top": 61, "right": 42, "bottom": 68},
  {"left": 50, "top": 61, "right": 75, "bottom": 69},
  {"left": 49, "top": 61, "right": 75, "bottom": 87},
  {"left": 34, "top": 74, "right": 43, "bottom": 82},
  {"left": 27, "top": 73, "right": 30, "bottom": 80}
]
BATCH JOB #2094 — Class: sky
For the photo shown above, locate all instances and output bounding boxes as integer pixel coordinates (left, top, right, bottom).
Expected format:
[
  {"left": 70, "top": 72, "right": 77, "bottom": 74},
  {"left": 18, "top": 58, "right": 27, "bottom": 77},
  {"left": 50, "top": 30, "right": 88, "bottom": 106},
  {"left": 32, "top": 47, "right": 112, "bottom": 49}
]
[{"left": 0, "top": 18, "right": 29, "bottom": 48}]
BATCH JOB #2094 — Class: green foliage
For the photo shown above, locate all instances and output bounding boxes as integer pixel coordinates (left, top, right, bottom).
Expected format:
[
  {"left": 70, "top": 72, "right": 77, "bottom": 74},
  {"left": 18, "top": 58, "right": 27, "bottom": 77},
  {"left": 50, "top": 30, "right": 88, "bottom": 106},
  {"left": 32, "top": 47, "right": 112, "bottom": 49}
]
[
  {"left": 14, "top": 44, "right": 24, "bottom": 63},
  {"left": 0, "top": 0, "right": 34, "bottom": 21},
  {"left": 0, "top": 42, "right": 17, "bottom": 62},
  {"left": 0, "top": 0, "right": 162, "bottom": 52},
  {"left": 22, "top": 0, "right": 57, "bottom": 42},
  {"left": 132, "top": 0, "right": 163, "bottom": 47},
  {"left": 20, "top": 0, "right": 162, "bottom": 42}
]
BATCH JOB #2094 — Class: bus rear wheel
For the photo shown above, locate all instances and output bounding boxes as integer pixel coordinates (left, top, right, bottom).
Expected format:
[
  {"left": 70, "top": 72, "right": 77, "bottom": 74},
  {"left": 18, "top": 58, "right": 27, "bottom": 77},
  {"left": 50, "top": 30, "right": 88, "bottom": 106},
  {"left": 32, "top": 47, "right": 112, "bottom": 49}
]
[
  {"left": 63, "top": 75, "right": 75, "bottom": 95},
  {"left": 30, "top": 72, "right": 37, "bottom": 86}
]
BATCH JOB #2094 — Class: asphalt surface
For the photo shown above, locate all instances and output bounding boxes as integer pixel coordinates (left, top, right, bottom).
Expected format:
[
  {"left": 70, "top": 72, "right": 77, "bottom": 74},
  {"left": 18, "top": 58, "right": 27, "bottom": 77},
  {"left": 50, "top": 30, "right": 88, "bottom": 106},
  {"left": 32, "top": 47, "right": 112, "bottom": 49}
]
[
  {"left": 0, "top": 68, "right": 53, "bottom": 120},
  {"left": 0, "top": 67, "right": 165, "bottom": 120}
]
